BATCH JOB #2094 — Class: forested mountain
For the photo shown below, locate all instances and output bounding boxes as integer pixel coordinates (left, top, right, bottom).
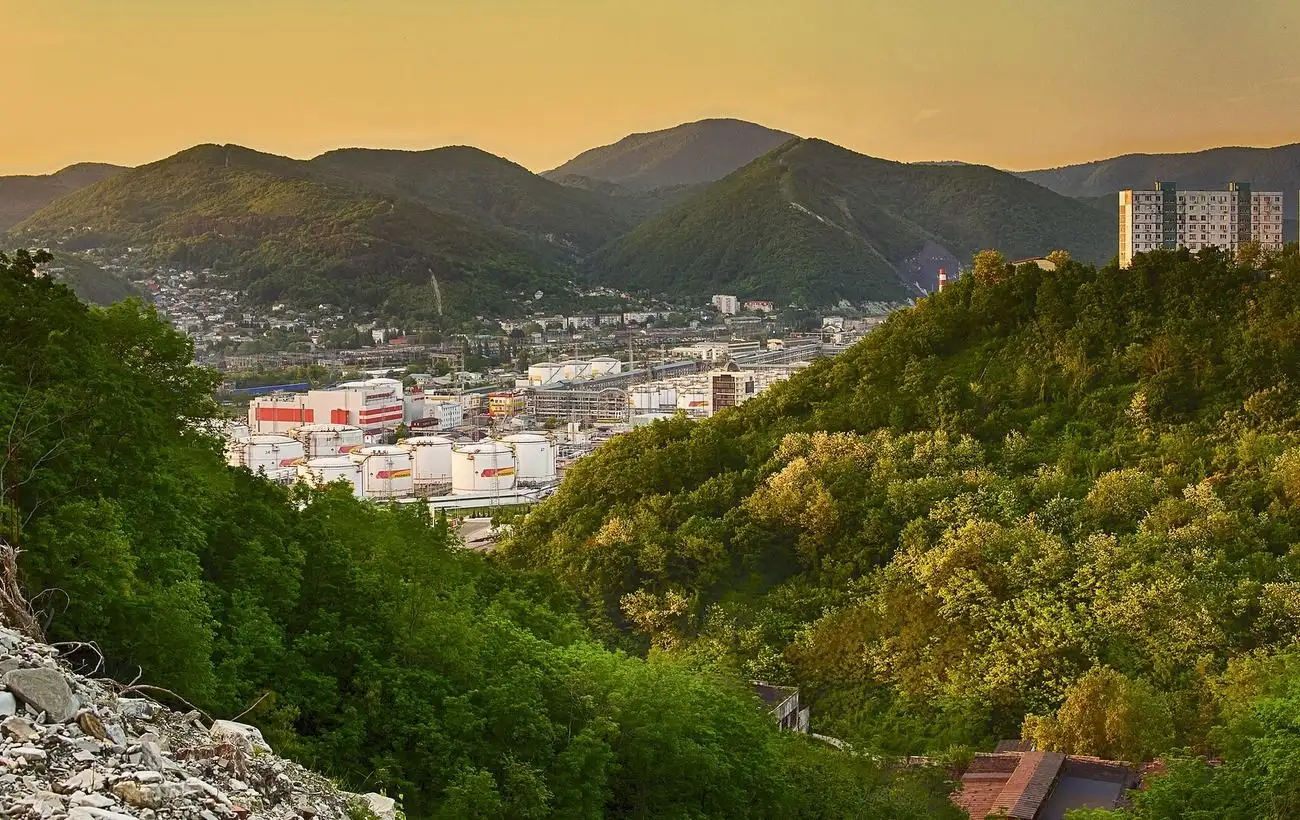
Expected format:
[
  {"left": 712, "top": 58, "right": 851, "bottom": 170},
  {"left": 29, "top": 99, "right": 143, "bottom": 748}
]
[
  {"left": 546, "top": 118, "right": 795, "bottom": 190},
  {"left": 40, "top": 252, "right": 140, "bottom": 305},
  {"left": 1020, "top": 142, "right": 1300, "bottom": 220},
  {"left": 544, "top": 173, "right": 705, "bottom": 222},
  {"left": 0, "top": 247, "right": 963, "bottom": 819},
  {"left": 0, "top": 162, "right": 126, "bottom": 231},
  {"left": 588, "top": 139, "right": 1116, "bottom": 304},
  {"left": 11, "top": 145, "right": 572, "bottom": 316},
  {"left": 503, "top": 247, "right": 1300, "bottom": 818},
  {"left": 308, "top": 145, "right": 630, "bottom": 253}
]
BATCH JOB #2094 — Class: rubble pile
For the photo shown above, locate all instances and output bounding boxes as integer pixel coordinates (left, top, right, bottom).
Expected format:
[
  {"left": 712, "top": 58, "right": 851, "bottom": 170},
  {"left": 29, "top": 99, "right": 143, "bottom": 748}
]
[{"left": 0, "top": 626, "right": 395, "bottom": 820}]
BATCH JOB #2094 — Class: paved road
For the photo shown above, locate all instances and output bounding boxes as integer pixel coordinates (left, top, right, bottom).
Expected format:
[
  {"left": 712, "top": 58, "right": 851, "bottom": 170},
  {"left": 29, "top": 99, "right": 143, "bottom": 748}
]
[{"left": 455, "top": 517, "right": 498, "bottom": 552}]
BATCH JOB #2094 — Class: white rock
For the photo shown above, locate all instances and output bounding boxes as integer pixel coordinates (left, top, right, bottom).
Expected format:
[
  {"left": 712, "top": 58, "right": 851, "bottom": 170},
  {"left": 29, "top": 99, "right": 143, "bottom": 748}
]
[
  {"left": 210, "top": 719, "right": 272, "bottom": 754},
  {"left": 12, "top": 745, "right": 47, "bottom": 761},
  {"left": 364, "top": 792, "right": 398, "bottom": 820},
  {"left": 69, "top": 792, "right": 116, "bottom": 808},
  {"left": 57, "top": 767, "right": 100, "bottom": 794},
  {"left": 0, "top": 691, "right": 16, "bottom": 716}
]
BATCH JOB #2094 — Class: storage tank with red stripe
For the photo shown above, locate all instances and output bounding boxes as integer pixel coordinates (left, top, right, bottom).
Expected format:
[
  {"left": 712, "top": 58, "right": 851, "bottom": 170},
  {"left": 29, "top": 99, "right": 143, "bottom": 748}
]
[
  {"left": 352, "top": 445, "right": 414, "bottom": 499},
  {"left": 229, "top": 435, "right": 306, "bottom": 473},
  {"left": 404, "top": 436, "right": 454, "bottom": 496},
  {"left": 288, "top": 423, "right": 365, "bottom": 458},
  {"left": 451, "top": 442, "right": 516, "bottom": 493},
  {"left": 297, "top": 456, "right": 365, "bottom": 498}
]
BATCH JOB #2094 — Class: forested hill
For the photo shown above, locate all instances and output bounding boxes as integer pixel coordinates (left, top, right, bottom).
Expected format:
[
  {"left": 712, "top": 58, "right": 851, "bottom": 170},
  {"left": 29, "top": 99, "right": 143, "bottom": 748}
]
[
  {"left": 502, "top": 246, "right": 1300, "bottom": 818},
  {"left": 587, "top": 139, "right": 1116, "bottom": 304},
  {"left": 308, "top": 145, "right": 631, "bottom": 252},
  {"left": 545, "top": 118, "right": 795, "bottom": 190},
  {"left": 11, "top": 145, "right": 574, "bottom": 316},
  {"left": 0, "top": 246, "right": 964, "bottom": 819},
  {"left": 1020, "top": 142, "right": 1300, "bottom": 220},
  {"left": 0, "top": 162, "right": 126, "bottom": 231}
]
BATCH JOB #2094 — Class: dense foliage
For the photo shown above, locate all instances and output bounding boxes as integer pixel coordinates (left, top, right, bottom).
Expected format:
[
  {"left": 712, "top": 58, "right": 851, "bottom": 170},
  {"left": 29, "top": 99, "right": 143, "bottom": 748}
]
[
  {"left": 0, "top": 248, "right": 960, "bottom": 819},
  {"left": 588, "top": 139, "right": 1116, "bottom": 305},
  {"left": 502, "top": 247, "right": 1300, "bottom": 814}
]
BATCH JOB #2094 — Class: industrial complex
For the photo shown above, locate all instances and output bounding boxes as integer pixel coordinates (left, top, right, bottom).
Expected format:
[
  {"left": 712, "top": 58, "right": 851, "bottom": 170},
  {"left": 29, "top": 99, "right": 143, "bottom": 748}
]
[{"left": 228, "top": 337, "right": 834, "bottom": 510}]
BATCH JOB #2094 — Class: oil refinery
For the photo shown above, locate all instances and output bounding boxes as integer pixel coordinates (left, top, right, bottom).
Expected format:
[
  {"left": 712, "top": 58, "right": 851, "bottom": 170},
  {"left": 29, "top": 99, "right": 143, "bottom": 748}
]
[{"left": 225, "top": 422, "right": 560, "bottom": 512}]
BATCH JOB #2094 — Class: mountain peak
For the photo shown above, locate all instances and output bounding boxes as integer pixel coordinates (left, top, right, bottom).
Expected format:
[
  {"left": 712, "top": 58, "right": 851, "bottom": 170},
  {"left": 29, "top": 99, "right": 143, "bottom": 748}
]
[{"left": 546, "top": 118, "right": 795, "bottom": 190}]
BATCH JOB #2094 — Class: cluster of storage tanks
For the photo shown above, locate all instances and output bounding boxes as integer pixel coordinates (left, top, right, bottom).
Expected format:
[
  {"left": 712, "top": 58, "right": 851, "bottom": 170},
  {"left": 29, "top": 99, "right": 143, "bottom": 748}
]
[{"left": 225, "top": 423, "right": 557, "bottom": 500}]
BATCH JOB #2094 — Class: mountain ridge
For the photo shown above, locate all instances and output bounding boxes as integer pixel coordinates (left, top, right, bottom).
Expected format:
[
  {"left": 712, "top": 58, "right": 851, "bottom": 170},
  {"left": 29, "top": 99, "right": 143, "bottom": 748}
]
[
  {"left": 1019, "top": 142, "right": 1300, "bottom": 226},
  {"left": 588, "top": 138, "right": 1115, "bottom": 304},
  {"left": 546, "top": 118, "right": 795, "bottom": 190},
  {"left": 0, "top": 162, "right": 127, "bottom": 231},
  {"left": 10, "top": 144, "right": 571, "bottom": 316}
]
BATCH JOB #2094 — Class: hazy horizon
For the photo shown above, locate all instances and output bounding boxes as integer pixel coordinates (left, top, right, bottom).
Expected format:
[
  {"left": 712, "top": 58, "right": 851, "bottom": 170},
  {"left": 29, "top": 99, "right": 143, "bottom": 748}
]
[{"left": 6, "top": 0, "right": 1300, "bottom": 176}]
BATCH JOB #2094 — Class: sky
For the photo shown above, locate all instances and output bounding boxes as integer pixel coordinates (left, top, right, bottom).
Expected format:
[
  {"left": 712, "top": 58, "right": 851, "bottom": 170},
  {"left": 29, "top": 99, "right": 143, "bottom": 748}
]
[{"left": 4, "top": 0, "right": 1300, "bottom": 176}]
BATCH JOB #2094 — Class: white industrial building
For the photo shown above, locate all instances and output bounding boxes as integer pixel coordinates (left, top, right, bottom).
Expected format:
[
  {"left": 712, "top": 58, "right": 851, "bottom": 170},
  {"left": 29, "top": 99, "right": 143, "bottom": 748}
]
[
  {"left": 248, "top": 378, "right": 405, "bottom": 435},
  {"left": 1119, "top": 181, "right": 1284, "bottom": 268},
  {"left": 526, "top": 358, "right": 623, "bottom": 386}
]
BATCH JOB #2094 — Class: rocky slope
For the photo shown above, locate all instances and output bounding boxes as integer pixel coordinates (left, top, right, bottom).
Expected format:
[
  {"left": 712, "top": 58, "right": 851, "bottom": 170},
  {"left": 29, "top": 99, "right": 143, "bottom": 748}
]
[{"left": 0, "top": 624, "right": 394, "bottom": 820}]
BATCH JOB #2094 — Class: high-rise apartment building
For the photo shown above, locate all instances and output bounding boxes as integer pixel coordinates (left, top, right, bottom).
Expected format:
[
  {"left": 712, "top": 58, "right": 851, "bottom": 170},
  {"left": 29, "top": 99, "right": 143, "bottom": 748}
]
[
  {"left": 711, "top": 294, "right": 739, "bottom": 315},
  {"left": 1118, "top": 181, "right": 1283, "bottom": 268}
]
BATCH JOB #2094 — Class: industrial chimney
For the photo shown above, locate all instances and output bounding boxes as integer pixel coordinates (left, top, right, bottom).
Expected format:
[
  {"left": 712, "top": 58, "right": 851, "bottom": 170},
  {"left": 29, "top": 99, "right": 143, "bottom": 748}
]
[{"left": 937, "top": 269, "right": 948, "bottom": 292}]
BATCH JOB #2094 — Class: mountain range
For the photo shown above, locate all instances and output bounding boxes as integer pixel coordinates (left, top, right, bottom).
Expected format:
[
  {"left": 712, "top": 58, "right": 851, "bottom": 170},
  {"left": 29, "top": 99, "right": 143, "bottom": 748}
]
[
  {"left": 0, "top": 163, "right": 126, "bottom": 232},
  {"left": 8, "top": 120, "right": 1300, "bottom": 313},
  {"left": 1021, "top": 143, "right": 1300, "bottom": 220},
  {"left": 589, "top": 139, "right": 1113, "bottom": 304}
]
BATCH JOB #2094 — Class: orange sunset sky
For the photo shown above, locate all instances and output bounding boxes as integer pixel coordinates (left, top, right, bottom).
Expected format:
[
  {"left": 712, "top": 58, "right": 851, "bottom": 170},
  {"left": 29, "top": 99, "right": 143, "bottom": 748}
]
[{"left": 4, "top": 0, "right": 1299, "bottom": 176}]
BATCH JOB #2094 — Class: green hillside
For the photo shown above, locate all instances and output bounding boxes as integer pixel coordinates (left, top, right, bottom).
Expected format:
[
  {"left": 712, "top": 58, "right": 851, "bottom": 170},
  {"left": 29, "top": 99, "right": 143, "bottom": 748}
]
[
  {"left": 41, "top": 252, "right": 140, "bottom": 305},
  {"left": 11, "top": 145, "right": 570, "bottom": 316},
  {"left": 309, "top": 145, "right": 630, "bottom": 254},
  {"left": 588, "top": 139, "right": 1116, "bottom": 305},
  {"left": 501, "top": 247, "right": 1300, "bottom": 814},
  {"left": 0, "top": 162, "right": 126, "bottom": 231},
  {"left": 545, "top": 173, "right": 704, "bottom": 222},
  {"left": 2, "top": 246, "right": 966, "bottom": 820},
  {"left": 546, "top": 118, "right": 795, "bottom": 190}
]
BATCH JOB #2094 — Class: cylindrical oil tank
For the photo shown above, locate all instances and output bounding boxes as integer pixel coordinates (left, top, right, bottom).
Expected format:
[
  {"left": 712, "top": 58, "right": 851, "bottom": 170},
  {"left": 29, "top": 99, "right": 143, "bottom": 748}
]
[
  {"left": 677, "top": 387, "right": 709, "bottom": 414},
  {"left": 405, "top": 436, "right": 454, "bottom": 495},
  {"left": 289, "top": 424, "right": 365, "bottom": 458},
  {"left": 297, "top": 456, "right": 364, "bottom": 498},
  {"left": 353, "top": 445, "right": 414, "bottom": 499},
  {"left": 233, "top": 435, "right": 305, "bottom": 472},
  {"left": 500, "top": 433, "right": 556, "bottom": 486},
  {"left": 451, "top": 442, "right": 516, "bottom": 493}
]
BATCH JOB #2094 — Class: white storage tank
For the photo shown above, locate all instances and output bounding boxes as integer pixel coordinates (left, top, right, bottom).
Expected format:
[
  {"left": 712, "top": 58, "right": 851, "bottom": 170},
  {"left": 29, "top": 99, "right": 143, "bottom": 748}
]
[
  {"left": 677, "top": 387, "right": 710, "bottom": 415},
  {"left": 297, "top": 456, "right": 365, "bottom": 498},
  {"left": 501, "top": 433, "right": 556, "bottom": 487},
  {"left": 353, "top": 445, "right": 414, "bottom": 499},
  {"left": 231, "top": 435, "right": 305, "bottom": 473},
  {"left": 289, "top": 424, "right": 365, "bottom": 458},
  {"left": 451, "top": 442, "right": 516, "bottom": 493},
  {"left": 405, "top": 436, "right": 454, "bottom": 495}
]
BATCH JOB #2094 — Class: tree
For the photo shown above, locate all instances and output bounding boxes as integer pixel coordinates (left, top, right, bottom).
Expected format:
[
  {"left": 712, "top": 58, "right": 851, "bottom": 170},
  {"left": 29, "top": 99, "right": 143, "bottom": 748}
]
[
  {"left": 1022, "top": 667, "right": 1174, "bottom": 762},
  {"left": 972, "top": 249, "right": 1010, "bottom": 285}
]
